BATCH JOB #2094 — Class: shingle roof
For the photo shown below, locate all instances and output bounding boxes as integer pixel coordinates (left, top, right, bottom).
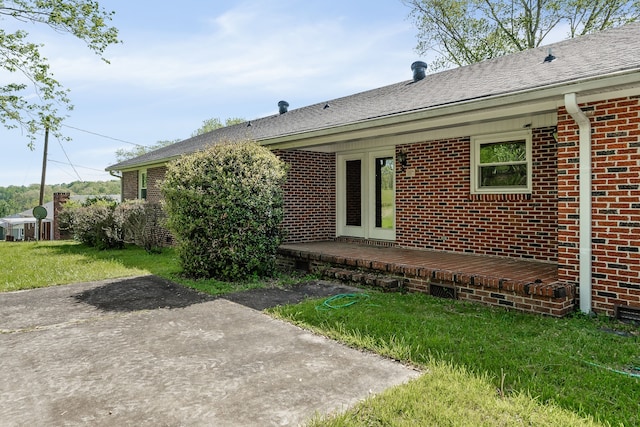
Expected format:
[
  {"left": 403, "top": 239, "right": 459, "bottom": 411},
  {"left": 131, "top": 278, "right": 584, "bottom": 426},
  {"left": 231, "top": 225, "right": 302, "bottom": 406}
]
[{"left": 107, "top": 22, "right": 640, "bottom": 171}]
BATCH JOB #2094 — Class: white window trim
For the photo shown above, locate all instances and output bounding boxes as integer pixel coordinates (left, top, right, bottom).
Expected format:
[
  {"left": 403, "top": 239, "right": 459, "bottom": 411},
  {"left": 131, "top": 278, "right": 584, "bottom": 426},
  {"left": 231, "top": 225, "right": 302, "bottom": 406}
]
[
  {"left": 470, "top": 130, "right": 532, "bottom": 194},
  {"left": 139, "top": 169, "right": 148, "bottom": 199}
]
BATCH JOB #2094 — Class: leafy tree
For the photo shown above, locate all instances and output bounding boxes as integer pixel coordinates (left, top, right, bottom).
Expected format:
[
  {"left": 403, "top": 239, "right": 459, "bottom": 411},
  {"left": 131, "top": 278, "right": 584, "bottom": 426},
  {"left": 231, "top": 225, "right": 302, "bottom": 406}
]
[
  {"left": 191, "top": 117, "right": 245, "bottom": 137},
  {"left": 404, "top": 0, "right": 640, "bottom": 70},
  {"left": 0, "top": 0, "right": 119, "bottom": 148},
  {"left": 113, "top": 117, "right": 246, "bottom": 163},
  {"left": 114, "top": 139, "right": 178, "bottom": 163},
  {"left": 161, "top": 141, "right": 288, "bottom": 281},
  {"left": 0, "top": 180, "right": 120, "bottom": 214}
]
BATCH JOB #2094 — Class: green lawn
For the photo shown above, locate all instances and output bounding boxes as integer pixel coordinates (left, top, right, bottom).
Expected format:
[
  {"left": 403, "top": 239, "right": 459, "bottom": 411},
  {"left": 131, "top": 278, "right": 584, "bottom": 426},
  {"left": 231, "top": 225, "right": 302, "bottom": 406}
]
[
  {"left": 2, "top": 241, "right": 638, "bottom": 426},
  {"left": 0, "top": 240, "right": 269, "bottom": 295},
  {"left": 271, "top": 292, "right": 640, "bottom": 426}
]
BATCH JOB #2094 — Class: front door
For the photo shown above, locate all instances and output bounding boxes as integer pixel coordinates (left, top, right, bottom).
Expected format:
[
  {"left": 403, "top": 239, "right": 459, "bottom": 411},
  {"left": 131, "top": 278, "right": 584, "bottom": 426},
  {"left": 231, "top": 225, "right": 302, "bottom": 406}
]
[{"left": 338, "top": 150, "right": 395, "bottom": 240}]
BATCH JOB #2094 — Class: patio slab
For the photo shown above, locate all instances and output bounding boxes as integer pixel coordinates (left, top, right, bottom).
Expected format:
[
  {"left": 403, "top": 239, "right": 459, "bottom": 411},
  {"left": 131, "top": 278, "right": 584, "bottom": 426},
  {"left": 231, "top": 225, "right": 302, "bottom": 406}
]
[{"left": 0, "top": 277, "right": 419, "bottom": 426}]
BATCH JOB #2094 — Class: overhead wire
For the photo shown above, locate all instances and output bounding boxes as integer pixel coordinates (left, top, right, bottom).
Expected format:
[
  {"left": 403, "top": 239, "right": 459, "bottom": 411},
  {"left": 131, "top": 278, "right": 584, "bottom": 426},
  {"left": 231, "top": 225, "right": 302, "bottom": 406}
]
[
  {"left": 62, "top": 124, "right": 147, "bottom": 147},
  {"left": 47, "top": 159, "right": 105, "bottom": 173},
  {"left": 55, "top": 137, "right": 83, "bottom": 181}
]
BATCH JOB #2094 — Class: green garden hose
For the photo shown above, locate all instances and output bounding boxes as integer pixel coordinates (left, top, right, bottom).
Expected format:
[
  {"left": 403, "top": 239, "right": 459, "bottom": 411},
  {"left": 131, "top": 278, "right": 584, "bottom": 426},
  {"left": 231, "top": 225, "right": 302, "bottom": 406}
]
[{"left": 316, "top": 293, "right": 370, "bottom": 311}]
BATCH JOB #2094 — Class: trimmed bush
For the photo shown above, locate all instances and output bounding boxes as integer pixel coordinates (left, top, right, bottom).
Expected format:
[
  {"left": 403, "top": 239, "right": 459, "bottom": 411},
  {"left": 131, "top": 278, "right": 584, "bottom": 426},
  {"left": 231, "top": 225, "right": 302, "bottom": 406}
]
[
  {"left": 161, "top": 141, "right": 288, "bottom": 281},
  {"left": 114, "top": 199, "right": 167, "bottom": 253},
  {"left": 59, "top": 197, "right": 122, "bottom": 249},
  {"left": 60, "top": 198, "right": 166, "bottom": 251}
]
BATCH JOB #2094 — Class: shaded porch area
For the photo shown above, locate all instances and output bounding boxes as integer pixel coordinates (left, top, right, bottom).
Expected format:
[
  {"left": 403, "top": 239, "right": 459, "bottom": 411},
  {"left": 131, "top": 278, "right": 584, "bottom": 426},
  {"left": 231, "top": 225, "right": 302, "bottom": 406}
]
[{"left": 278, "top": 241, "right": 575, "bottom": 317}]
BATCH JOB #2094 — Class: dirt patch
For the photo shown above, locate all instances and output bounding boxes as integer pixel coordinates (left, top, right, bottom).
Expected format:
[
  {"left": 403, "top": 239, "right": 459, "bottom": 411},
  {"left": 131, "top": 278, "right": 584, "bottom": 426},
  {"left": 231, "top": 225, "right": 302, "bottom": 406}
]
[
  {"left": 74, "top": 275, "right": 361, "bottom": 312},
  {"left": 74, "top": 276, "right": 215, "bottom": 312},
  {"left": 223, "top": 281, "right": 362, "bottom": 311}
]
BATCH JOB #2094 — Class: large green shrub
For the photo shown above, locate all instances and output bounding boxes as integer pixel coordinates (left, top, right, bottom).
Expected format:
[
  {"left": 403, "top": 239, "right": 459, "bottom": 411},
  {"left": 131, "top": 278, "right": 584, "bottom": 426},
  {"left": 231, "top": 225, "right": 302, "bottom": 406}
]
[{"left": 161, "top": 141, "right": 288, "bottom": 281}]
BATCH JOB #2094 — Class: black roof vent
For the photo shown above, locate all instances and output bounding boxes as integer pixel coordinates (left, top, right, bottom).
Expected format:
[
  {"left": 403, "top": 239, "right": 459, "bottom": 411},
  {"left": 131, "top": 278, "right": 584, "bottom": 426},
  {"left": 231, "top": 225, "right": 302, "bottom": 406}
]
[
  {"left": 411, "top": 61, "right": 427, "bottom": 81},
  {"left": 544, "top": 48, "right": 556, "bottom": 63},
  {"left": 278, "top": 100, "right": 289, "bottom": 114}
]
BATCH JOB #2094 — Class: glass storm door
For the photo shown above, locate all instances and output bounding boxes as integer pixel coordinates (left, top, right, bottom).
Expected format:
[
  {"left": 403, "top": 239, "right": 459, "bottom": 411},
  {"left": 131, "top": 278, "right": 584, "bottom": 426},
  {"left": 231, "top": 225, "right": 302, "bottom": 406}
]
[{"left": 338, "top": 151, "right": 395, "bottom": 240}]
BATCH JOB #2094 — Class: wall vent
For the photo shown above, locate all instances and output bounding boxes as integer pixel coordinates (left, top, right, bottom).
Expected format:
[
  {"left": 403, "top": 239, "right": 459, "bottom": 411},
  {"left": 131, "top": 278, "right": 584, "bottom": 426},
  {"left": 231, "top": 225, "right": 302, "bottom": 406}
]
[
  {"left": 615, "top": 305, "right": 640, "bottom": 324},
  {"left": 294, "top": 259, "right": 310, "bottom": 272},
  {"left": 430, "top": 283, "right": 457, "bottom": 300}
]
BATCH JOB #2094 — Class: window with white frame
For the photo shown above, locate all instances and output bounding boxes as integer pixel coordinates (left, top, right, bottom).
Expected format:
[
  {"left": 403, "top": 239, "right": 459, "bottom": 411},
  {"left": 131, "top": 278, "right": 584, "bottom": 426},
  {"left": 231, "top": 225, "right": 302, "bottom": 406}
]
[
  {"left": 470, "top": 130, "right": 532, "bottom": 194},
  {"left": 139, "top": 169, "right": 148, "bottom": 200}
]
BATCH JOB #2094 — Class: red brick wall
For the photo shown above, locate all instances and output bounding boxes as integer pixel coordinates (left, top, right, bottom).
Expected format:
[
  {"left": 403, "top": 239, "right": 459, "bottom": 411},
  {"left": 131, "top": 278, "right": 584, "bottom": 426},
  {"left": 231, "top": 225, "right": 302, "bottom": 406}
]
[
  {"left": 147, "top": 166, "right": 167, "bottom": 203},
  {"left": 558, "top": 96, "right": 640, "bottom": 315},
  {"left": 122, "top": 170, "right": 138, "bottom": 200},
  {"left": 396, "top": 127, "right": 558, "bottom": 262},
  {"left": 53, "top": 192, "right": 70, "bottom": 240},
  {"left": 276, "top": 150, "right": 336, "bottom": 243}
]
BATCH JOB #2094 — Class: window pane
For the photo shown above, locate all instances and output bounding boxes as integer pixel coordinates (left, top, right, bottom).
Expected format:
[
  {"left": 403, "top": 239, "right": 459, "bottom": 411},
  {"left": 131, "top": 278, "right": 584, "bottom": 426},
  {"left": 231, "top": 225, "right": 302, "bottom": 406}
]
[
  {"left": 480, "top": 140, "right": 526, "bottom": 164},
  {"left": 375, "top": 157, "right": 394, "bottom": 229},
  {"left": 345, "top": 160, "right": 361, "bottom": 226},
  {"left": 480, "top": 164, "right": 527, "bottom": 187}
]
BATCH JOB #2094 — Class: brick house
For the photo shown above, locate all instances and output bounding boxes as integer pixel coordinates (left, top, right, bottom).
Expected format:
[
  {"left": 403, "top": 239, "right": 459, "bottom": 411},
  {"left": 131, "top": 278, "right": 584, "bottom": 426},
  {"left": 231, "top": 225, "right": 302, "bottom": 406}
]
[{"left": 107, "top": 23, "right": 640, "bottom": 317}]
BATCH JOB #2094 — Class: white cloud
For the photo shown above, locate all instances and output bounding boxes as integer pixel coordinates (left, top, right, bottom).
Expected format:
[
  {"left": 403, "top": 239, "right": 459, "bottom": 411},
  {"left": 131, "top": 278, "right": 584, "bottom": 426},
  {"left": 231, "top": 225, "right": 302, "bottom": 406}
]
[{"left": 45, "top": 1, "right": 416, "bottom": 100}]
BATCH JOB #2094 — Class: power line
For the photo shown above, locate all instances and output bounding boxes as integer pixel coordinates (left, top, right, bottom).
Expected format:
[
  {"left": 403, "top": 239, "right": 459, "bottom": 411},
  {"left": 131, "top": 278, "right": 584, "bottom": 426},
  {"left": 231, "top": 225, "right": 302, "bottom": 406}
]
[
  {"left": 48, "top": 159, "right": 107, "bottom": 173},
  {"left": 56, "top": 138, "right": 83, "bottom": 181},
  {"left": 62, "top": 124, "right": 147, "bottom": 147}
]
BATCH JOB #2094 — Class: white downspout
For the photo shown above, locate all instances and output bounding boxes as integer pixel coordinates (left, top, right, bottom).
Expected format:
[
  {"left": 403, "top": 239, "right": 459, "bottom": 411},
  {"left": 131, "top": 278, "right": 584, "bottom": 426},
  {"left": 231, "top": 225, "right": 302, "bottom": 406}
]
[{"left": 564, "top": 93, "right": 592, "bottom": 314}]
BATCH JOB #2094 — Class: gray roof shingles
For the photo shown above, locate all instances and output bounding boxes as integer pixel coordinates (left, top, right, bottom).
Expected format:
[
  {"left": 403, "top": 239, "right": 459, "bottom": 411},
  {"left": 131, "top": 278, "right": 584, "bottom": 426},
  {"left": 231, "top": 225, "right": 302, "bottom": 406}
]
[{"left": 108, "top": 22, "right": 640, "bottom": 171}]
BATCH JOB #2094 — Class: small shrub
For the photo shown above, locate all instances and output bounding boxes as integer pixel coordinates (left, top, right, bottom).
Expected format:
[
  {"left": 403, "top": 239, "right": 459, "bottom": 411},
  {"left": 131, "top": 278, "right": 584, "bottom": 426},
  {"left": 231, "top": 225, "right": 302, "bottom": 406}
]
[
  {"left": 161, "top": 140, "right": 288, "bottom": 281},
  {"left": 60, "top": 197, "right": 122, "bottom": 249},
  {"left": 115, "top": 200, "right": 167, "bottom": 253}
]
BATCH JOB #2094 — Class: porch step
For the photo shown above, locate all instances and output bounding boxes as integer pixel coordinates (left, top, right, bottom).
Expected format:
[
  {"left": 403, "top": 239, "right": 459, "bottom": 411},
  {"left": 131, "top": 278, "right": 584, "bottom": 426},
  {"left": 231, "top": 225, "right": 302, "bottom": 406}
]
[{"left": 321, "top": 267, "right": 402, "bottom": 292}]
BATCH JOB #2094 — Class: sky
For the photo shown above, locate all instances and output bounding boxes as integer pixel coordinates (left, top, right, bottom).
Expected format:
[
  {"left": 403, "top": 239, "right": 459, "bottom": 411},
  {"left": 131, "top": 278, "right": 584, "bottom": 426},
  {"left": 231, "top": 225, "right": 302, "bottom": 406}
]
[{"left": 0, "top": 0, "right": 423, "bottom": 187}]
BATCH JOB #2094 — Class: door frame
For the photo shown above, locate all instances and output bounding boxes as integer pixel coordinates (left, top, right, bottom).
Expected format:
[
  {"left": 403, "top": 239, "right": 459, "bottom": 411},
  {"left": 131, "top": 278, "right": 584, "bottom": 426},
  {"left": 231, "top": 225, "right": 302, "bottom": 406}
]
[{"left": 337, "top": 149, "right": 396, "bottom": 241}]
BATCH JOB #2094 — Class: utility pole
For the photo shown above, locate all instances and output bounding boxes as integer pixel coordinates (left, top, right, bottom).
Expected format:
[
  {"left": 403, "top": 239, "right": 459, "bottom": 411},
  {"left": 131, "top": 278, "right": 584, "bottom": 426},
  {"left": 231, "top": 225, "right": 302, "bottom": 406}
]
[{"left": 37, "top": 124, "right": 49, "bottom": 241}]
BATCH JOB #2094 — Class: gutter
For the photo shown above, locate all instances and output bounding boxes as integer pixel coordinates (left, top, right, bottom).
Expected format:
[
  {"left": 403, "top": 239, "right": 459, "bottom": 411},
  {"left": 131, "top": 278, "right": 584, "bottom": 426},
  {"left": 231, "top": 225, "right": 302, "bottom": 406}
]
[
  {"left": 109, "top": 170, "right": 124, "bottom": 201},
  {"left": 564, "top": 93, "right": 592, "bottom": 314}
]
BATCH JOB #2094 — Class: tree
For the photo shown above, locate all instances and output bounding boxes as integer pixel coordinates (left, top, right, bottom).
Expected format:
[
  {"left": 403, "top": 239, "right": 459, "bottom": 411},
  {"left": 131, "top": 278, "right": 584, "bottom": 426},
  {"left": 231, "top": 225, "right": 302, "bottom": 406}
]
[
  {"left": 0, "top": 0, "right": 119, "bottom": 148},
  {"left": 191, "top": 117, "right": 245, "bottom": 137},
  {"left": 114, "top": 139, "right": 178, "bottom": 163},
  {"left": 161, "top": 141, "right": 288, "bottom": 281},
  {"left": 114, "top": 117, "right": 246, "bottom": 163},
  {"left": 404, "top": 0, "right": 640, "bottom": 70}
]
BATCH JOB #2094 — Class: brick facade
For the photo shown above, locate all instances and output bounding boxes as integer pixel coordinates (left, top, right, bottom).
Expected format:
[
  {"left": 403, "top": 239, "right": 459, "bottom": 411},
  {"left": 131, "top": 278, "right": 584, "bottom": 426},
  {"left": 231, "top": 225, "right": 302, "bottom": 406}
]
[
  {"left": 147, "top": 166, "right": 167, "bottom": 203},
  {"left": 395, "top": 127, "right": 558, "bottom": 262},
  {"left": 558, "top": 96, "right": 640, "bottom": 315},
  {"left": 122, "top": 170, "right": 138, "bottom": 200},
  {"left": 276, "top": 150, "right": 336, "bottom": 243}
]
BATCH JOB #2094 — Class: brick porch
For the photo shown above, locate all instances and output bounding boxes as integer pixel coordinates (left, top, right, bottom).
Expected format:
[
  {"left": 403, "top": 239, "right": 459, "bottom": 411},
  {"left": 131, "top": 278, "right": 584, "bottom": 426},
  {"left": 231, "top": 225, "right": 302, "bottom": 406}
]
[{"left": 278, "top": 241, "right": 576, "bottom": 317}]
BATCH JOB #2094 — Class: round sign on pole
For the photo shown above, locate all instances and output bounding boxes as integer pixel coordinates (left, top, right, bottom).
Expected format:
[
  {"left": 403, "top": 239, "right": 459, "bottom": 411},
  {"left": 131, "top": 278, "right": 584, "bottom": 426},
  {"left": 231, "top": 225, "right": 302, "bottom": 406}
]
[{"left": 33, "top": 206, "right": 48, "bottom": 220}]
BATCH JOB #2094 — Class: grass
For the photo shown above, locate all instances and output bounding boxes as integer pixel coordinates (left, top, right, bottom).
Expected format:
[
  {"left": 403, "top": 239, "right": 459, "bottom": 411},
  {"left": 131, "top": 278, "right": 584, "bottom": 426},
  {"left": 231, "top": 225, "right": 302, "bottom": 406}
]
[
  {"left": 0, "top": 240, "right": 179, "bottom": 291},
  {"left": 0, "top": 240, "right": 296, "bottom": 295},
  {"left": 270, "top": 291, "right": 640, "bottom": 426}
]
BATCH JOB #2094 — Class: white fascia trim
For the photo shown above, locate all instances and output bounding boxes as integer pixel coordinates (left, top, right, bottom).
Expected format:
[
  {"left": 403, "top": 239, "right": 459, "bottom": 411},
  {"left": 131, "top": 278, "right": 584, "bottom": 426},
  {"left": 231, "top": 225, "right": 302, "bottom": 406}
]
[{"left": 106, "top": 158, "right": 180, "bottom": 174}]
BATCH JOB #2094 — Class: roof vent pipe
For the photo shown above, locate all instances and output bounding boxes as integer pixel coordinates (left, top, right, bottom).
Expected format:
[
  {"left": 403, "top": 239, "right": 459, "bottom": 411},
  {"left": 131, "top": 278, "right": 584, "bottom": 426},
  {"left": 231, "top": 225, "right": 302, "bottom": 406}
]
[
  {"left": 411, "top": 61, "right": 427, "bottom": 81},
  {"left": 278, "top": 100, "right": 289, "bottom": 114}
]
